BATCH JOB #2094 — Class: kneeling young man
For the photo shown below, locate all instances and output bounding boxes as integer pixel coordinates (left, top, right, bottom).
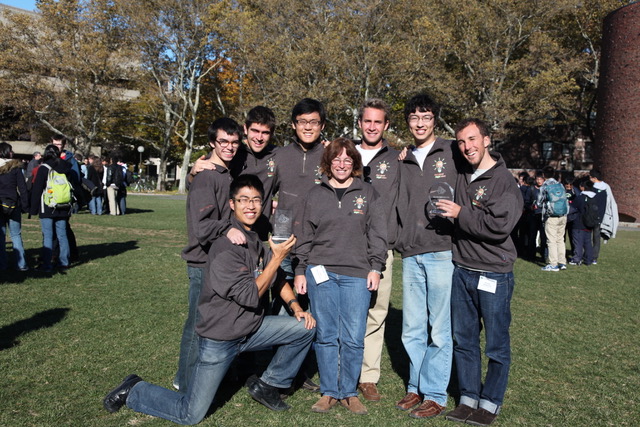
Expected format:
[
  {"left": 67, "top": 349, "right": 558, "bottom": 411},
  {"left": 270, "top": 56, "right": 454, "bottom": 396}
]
[
  {"left": 104, "top": 174, "right": 316, "bottom": 425},
  {"left": 437, "top": 119, "right": 522, "bottom": 426}
]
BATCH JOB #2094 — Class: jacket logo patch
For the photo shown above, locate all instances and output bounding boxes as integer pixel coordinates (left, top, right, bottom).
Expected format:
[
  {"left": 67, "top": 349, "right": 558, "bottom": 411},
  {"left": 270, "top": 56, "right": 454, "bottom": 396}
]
[
  {"left": 474, "top": 186, "right": 487, "bottom": 201},
  {"left": 353, "top": 195, "right": 366, "bottom": 214},
  {"left": 266, "top": 157, "right": 276, "bottom": 178},
  {"left": 433, "top": 157, "right": 447, "bottom": 178},
  {"left": 375, "top": 161, "right": 390, "bottom": 180},
  {"left": 315, "top": 166, "right": 322, "bottom": 184}
]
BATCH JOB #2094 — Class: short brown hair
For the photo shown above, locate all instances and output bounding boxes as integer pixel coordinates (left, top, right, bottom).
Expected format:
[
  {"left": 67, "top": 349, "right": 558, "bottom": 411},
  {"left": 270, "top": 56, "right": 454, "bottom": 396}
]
[{"left": 320, "top": 138, "right": 363, "bottom": 179}]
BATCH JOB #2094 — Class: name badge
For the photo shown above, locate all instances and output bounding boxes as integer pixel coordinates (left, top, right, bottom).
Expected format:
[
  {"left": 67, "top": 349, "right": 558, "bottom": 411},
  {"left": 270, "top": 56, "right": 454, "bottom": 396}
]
[
  {"left": 478, "top": 276, "right": 497, "bottom": 294},
  {"left": 311, "top": 265, "right": 329, "bottom": 284}
]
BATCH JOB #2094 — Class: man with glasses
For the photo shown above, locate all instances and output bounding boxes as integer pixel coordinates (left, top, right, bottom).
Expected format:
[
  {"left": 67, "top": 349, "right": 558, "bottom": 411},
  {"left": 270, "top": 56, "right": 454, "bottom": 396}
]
[
  {"left": 175, "top": 117, "right": 245, "bottom": 392},
  {"left": 394, "top": 94, "right": 461, "bottom": 418},
  {"left": 190, "top": 106, "right": 280, "bottom": 240},
  {"left": 104, "top": 174, "right": 316, "bottom": 424}
]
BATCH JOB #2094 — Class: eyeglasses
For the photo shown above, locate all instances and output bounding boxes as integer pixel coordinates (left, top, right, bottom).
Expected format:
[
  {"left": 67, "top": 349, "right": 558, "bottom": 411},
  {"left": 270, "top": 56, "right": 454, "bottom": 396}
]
[
  {"left": 331, "top": 158, "right": 353, "bottom": 166},
  {"left": 295, "top": 119, "right": 322, "bottom": 127},
  {"left": 234, "top": 197, "right": 263, "bottom": 206},
  {"left": 408, "top": 115, "right": 435, "bottom": 124},
  {"left": 215, "top": 139, "right": 240, "bottom": 148}
]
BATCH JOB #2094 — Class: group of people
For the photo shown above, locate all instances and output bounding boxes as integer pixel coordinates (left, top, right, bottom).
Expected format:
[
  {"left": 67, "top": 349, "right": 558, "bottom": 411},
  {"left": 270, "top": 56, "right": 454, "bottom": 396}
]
[
  {"left": 511, "top": 166, "right": 618, "bottom": 271},
  {"left": 0, "top": 135, "right": 131, "bottom": 273},
  {"left": 104, "top": 94, "right": 524, "bottom": 427}
]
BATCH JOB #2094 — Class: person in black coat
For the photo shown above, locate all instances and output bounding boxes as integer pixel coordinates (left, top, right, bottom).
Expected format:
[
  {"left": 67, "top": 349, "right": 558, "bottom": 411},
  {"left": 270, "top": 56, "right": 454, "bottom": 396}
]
[
  {"left": 0, "top": 142, "right": 29, "bottom": 271},
  {"left": 29, "top": 144, "right": 77, "bottom": 271}
]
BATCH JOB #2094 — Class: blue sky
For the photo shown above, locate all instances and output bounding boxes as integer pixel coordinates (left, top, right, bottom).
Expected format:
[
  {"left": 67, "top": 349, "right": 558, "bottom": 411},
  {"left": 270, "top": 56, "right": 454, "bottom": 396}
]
[{"left": 1, "top": 1, "right": 37, "bottom": 11}]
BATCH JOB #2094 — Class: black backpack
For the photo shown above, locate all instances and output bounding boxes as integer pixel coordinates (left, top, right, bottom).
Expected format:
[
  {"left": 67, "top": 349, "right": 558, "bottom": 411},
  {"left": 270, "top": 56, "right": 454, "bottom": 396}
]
[{"left": 582, "top": 196, "right": 601, "bottom": 229}]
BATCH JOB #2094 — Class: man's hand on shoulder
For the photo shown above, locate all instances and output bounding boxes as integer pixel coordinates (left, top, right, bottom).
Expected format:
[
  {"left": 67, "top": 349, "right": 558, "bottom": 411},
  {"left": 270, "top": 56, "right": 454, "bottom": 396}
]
[{"left": 226, "top": 227, "right": 247, "bottom": 245}]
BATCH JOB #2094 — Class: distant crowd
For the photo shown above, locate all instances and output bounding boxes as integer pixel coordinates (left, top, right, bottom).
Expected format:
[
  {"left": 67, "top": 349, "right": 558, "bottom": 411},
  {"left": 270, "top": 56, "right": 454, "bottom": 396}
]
[
  {"left": 511, "top": 166, "right": 619, "bottom": 271},
  {"left": 0, "top": 135, "right": 132, "bottom": 273}
]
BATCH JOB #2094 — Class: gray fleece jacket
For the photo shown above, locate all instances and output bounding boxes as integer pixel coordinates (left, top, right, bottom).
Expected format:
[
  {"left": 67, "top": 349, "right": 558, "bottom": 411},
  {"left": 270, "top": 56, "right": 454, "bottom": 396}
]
[
  {"left": 294, "top": 176, "right": 387, "bottom": 279},
  {"left": 453, "top": 152, "right": 523, "bottom": 273}
]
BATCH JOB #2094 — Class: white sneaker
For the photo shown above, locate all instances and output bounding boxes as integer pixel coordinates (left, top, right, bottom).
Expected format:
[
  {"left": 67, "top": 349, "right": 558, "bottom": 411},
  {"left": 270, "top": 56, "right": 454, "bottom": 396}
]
[{"left": 541, "top": 264, "right": 559, "bottom": 272}]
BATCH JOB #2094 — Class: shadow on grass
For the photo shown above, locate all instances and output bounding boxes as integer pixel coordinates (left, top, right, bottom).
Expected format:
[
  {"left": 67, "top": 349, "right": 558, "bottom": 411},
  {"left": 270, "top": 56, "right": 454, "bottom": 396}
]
[
  {"left": 384, "top": 303, "right": 461, "bottom": 401},
  {"left": 76, "top": 240, "right": 139, "bottom": 265},
  {"left": 118, "top": 208, "right": 154, "bottom": 215},
  {"left": 0, "top": 307, "right": 70, "bottom": 350},
  {"left": 1, "top": 241, "right": 139, "bottom": 284},
  {"left": 385, "top": 304, "right": 409, "bottom": 388}
]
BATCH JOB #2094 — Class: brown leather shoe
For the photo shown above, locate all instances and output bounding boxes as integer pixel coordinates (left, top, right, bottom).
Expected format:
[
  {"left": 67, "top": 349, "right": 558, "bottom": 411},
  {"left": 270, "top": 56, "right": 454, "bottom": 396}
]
[
  {"left": 409, "top": 399, "right": 446, "bottom": 418},
  {"left": 445, "top": 404, "right": 476, "bottom": 422},
  {"left": 340, "top": 396, "right": 368, "bottom": 415},
  {"left": 465, "top": 408, "right": 498, "bottom": 426},
  {"left": 396, "top": 392, "right": 421, "bottom": 410},
  {"left": 311, "top": 395, "right": 338, "bottom": 413},
  {"left": 358, "top": 382, "right": 381, "bottom": 401}
]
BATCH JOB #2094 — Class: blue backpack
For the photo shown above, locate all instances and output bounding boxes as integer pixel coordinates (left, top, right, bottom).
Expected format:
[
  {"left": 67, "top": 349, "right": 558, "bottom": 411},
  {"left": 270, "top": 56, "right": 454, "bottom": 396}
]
[{"left": 544, "top": 182, "right": 568, "bottom": 217}]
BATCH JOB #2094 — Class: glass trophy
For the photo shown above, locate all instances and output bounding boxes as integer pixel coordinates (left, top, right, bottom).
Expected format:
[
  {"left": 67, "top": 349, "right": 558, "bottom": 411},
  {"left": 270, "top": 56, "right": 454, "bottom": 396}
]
[
  {"left": 427, "top": 183, "right": 454, "bottom": 217},
  {"left": 272, "top": 208, "right": 293, "bottom": 243}
]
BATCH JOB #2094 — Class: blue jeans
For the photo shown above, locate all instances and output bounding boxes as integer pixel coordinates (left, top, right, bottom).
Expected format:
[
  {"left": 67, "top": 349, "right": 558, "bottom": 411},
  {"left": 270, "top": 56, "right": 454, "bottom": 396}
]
[
  {"left": 175, "top": 266, "right": 204, "bottom": 391},
  {"left": 401, "top": 251, "right": 453, "bottom": 405},
  {"left": 126, "top": 315, "right": 314, "bottom": 425},
  {"left": 0, "top": 209, "right": 27, "bottom": 270},
  {"left": 89, "top": 196, "right": 103, "bottom": 215},
  {"left": 306, "top": 266, "right": 370, "bottom": 399},
  {"left": 572, "top": 229, "right": 593, "bottom": 265},
  {"left": 117, "top": 193, "right": 126, "bottom": 215},
  {"left": 451, "top": 266, "right": 514, "bottom": 414},
  {"left": 40, "top": 217, "right": 69, "bottom": 268}
]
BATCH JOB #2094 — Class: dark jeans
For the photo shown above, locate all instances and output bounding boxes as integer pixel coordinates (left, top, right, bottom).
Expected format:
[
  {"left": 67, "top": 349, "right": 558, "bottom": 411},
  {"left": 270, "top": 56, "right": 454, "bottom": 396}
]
[{"left": 451, "top": 266, "right": 514, "bottom": 414}]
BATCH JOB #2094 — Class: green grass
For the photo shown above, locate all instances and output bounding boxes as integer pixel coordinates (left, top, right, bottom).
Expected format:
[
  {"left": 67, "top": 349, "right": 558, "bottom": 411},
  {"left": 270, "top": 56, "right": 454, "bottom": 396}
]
[{"left": 1, "top": 194, "right": 638, "bottom": 426}]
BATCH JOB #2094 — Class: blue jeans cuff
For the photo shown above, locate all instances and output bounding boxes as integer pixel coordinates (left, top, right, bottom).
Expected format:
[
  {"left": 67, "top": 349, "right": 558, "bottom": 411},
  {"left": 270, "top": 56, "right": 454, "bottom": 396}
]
[
  {"left": 479, "top": 399, "right": 499, "bottom": 414},
  {"left": 460, "top": 396, "right": 478, "bottom": 408}
]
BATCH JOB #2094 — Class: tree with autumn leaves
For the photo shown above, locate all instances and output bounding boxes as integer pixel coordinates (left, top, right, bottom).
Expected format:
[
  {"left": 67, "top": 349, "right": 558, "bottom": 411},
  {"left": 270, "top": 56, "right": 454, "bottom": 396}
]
[{"left": 0, "top": 0, "right": 632, "bottom": 191}]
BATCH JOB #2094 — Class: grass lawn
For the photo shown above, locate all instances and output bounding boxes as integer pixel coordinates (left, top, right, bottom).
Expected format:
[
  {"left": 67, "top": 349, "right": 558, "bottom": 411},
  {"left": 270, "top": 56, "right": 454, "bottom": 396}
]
[{"left": 1, "top": 194, "right": 638, "bottom": 426}]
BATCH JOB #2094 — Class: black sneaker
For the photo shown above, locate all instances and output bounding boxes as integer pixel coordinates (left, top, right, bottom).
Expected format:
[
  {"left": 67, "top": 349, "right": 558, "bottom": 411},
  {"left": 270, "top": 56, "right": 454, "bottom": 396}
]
[
  {"left": 103, "top": 374, "right": 142, "bottom": 413},
  {"left": 247, "top": 378, "right": 290, "bottom": 411}
]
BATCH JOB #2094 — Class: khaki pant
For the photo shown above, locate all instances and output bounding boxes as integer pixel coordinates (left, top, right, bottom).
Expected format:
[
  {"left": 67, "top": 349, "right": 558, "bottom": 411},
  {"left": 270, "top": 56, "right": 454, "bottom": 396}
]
[
  {"left": 106, "top": 186, "right": 120, "bottom": 215},
  {"left": 360, "top": 249, "right": 394, "bottom": 384},
  {"left": 545, "top": 216, "right": 567, "bottom": 266}
]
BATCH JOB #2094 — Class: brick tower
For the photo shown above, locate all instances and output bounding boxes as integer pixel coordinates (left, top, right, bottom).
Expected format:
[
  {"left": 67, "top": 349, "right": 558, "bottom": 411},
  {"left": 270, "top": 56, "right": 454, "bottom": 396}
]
[{"left": 595, "top": 2, "right": 640, "bottom": 222}]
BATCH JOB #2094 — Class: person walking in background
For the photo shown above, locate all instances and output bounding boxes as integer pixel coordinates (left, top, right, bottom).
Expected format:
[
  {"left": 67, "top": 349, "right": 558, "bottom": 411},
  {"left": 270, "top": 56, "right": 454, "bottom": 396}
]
[
  {"left": 294, "top": 138, "right": 387, "bottom": 415},
  {"left": 0, "top": 142, "right": 29, "bottom": 271},
  {"left": 569, "top": 177, "right": 597, "bottom": 266},
  {"left": 29, "top": 144, "right": 77, "bottom": 272},
  {"left": 51, "top": 134, "right": 80, "bottom": 263},
  {"left": 538, "top": 166, "right": 569, "bottom": 272},
  {"left": 531, "top": 173, "right": 546, "bottom": 261},
  {"left": 26, "top": 151, "right": 41, "bottom": 184},
  {"left": 589, "top": 169, "right": 618, "bottom": 263},
  {"left": 87, "top": 155, "right": 104, "bottom": 215}
]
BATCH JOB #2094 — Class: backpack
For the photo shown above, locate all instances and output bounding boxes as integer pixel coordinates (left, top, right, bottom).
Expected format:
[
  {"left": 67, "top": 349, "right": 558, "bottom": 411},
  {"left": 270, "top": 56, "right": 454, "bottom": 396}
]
[
  {"left": 544, "top": 181, "right": 568, "bottom": 216},
  {"left": 42, "top": 163, "right": 73, "bottom": 209},
  {"left": 582, "top": 195, "right": 601, "bottom": 229},
  {"left": 125, "top": 168, "right": 134, "bottom": 186}
]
